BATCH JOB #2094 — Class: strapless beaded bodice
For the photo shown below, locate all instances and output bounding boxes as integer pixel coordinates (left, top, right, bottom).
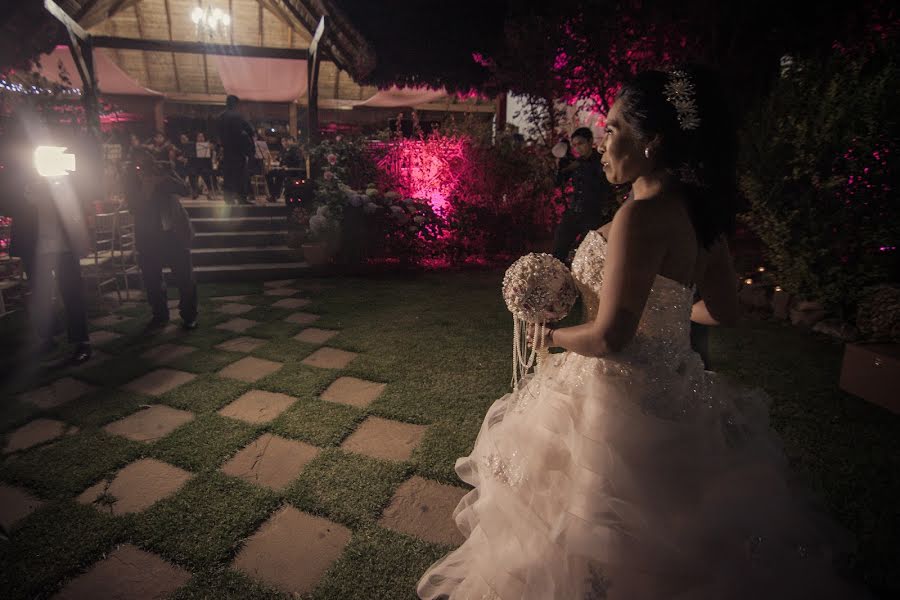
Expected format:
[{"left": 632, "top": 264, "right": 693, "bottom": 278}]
[{"left": 571, "top": 230, "right": 696, "bottom": 367}]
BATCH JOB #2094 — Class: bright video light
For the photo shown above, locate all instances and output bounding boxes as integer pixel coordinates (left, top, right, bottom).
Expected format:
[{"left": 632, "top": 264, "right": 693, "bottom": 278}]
[{"left": 34, "top": 146, "right": 76, "bottom": 177}]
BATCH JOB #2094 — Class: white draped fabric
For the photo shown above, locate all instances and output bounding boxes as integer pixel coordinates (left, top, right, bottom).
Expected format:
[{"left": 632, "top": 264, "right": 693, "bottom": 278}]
[
  {"left": 37, "top": 46, "right": 162, "bottom": 96},
  {"left": 212, "top": 55, "right": 307, "bottom": 102},
  {"left": 358, "top": 85, "right": 447, "bottom": 107}
]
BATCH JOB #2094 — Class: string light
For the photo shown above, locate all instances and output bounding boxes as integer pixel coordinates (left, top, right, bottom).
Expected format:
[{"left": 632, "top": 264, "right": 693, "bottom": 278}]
[
  {"left": 744, "top": 278, "right": 753, "bottom": 285},
  {"left": 0, "top": 78, "right": 81, "bottom": 96},
  {"left": 775, "top": 286, "right": 783, "bottom": 292},
  {"left": 757, "top": 266, "right": 766, "bottom": 272}
]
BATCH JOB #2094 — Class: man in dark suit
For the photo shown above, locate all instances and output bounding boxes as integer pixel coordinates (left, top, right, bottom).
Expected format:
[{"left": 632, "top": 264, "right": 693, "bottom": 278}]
[
  {"left": 2, "top": 130, "right": 92, "bottom": 364},
  {"left": 217, "top": 95, "right": 255, "bottom": 205},
  {"left": 125, "top": 149, "right": 197, "bottom": 331},
  {"left": 552, "top": 127, "right": 615, "bottom": 263}
]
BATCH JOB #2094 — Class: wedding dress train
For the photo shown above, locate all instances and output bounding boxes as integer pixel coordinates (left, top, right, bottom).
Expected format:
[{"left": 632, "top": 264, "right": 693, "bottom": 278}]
[{"left": 418, "top": 230, "right": 861, "bottom": 599}]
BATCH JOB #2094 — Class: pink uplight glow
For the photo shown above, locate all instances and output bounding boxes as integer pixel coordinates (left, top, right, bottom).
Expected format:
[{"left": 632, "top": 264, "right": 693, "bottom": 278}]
[{"left": 375, "top": 137, "right": 470, "bottom": 214}]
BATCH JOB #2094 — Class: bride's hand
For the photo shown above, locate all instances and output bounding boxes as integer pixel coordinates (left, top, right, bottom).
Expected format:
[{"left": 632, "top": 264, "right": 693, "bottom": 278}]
[{"left": 525, "top": 323, "right": 554, "bottom": 349}]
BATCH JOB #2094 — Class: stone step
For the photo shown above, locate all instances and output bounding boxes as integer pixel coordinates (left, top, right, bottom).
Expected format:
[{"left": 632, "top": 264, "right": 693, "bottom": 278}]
[
  {"left": 127, "top": 262, "right": 310, "bottom": 284},
  {"left": 181, "top": 201, "right": 286, "bottom": 219},
  {"left": 193, "top": 231, "right": 286, "bottom": 248},
  {"left": 190, "top": 217, "right": 287, "bottom": 233},
  {"left": 191, "top": 246, "right": 296, "bottom": 266}
]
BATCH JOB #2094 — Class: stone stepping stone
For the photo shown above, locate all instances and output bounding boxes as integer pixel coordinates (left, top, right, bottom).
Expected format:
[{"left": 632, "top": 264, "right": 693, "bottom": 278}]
[
  {"left": 379, "top": 476, "right": 468, "bottom": 546},
  {"left": 285, "top": 312, "right": 320, "bottom": 325},
  {"left": 53, "top": 544, "right": 191, "bottom": 600},
  {"left": 20, "top": 377, "right": 95, "bottom": 410},
  {"left": 218, "top": 356, "right": 283, "bottom": 383},
  {"left": 215, "top": 336, "right": 266, "bottom": 353},
  {"left": 104, "top": 405, "right": 195, "bottom": 443},
  {"left": 321, "top": 377, "right": 386, "bottom": 408},
  {"left": 218, "top": 390, "right": 296, "bottom": 425},
  {"left": 140, "top": 344, "right": 197, "bottom": 365},
  {"left": 217, "top": 302, "right": 255, "bottom": 316},
  {"left": 211, "top": 295, "right": 248, "bottom": 302},
  {"left": 3, "top": 418, "right": 72, "bottom": 453},
  {"left": 271, "top": 298, "right": 311, "bottom": 310},
  {"left": 233, "top": 506, "right": 350, "bottom": 596},
  {"left": 123, "top": 369, "right": 197, "bottom": 396},
  {"left": 167, "top": 299, "right": 180, "bottom": 309},
  {"left": 0, "top": 484, "right": 45, "bottom": 530},
  {"left": 264, "top": 288, "right": 297, "bottom": 297},
  {"left": 89, "top": 314, "right": 132, "bottom": 328},
  {"left": 77, "top": 458, "right": 193, "bottom": 515},
  {"left": 221, "top": 433, "right": 319, "bottom": 491},
  {"left": 294, "top": 328, "right": 339, "bottom": 345},
  {"left": 216, "top": 318, "right": 260, "bottom": 333},
  {"left": 301, "top": 347, "right": 357, "bottom": 370},
  {"left": 264, "top": 279, "right": 296, "bottom": 288},
  {"left": 340, "top": 417, "right": 426, "bottom": 461},
  {"left": 88, "top": 330, "right": 122, "bottom": 346},
  {"left": 168, "top": 308, "right": 182, "bottom": 322}
]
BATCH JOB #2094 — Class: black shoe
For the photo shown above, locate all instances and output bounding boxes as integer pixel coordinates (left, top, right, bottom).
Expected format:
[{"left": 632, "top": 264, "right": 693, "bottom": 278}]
[
  {"left": 71, "top": 343, "right": 92, "bottom": 365},
  {"left": 143, "top": 317, "right": 170, "bottom": 333},
  {"left": 181, "top": 319, "right": 198, "bottom": 331}
]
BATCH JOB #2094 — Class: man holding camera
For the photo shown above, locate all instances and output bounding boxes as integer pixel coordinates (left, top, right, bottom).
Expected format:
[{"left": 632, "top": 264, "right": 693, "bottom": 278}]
[{"left": 125, "top": 149, "right": 197, "bottom": 331}]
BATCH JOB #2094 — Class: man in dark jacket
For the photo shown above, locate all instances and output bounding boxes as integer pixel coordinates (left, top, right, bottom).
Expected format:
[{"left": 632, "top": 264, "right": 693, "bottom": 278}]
[
  {"left": 217, "top": 95, "right": 255, "bottom": 205},
  {"left": 552, "top": 127, "right": 615, "bottom": 263},
  {"left": 126, "top": 149, "right": 197, "bottom": 330},
  {"left": 1, "top": 123, "right": 92, "bottom": 364}
]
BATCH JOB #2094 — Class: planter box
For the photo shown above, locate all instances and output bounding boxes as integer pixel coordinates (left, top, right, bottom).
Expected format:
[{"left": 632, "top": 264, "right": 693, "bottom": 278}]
[{"left": 839, "top": 343, "right": 900, "bottom": 414}]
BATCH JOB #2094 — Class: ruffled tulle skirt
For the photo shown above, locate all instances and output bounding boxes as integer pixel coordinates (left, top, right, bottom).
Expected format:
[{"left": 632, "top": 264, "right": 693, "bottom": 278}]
[{"left": 417, "top": 350, "right": 863, "bottom": 599}]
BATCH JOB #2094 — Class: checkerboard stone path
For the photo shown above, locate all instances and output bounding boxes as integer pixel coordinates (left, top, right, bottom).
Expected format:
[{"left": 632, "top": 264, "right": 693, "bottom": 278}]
[{"left": 0, "top": 280, "right": 483, "bottom": 598}]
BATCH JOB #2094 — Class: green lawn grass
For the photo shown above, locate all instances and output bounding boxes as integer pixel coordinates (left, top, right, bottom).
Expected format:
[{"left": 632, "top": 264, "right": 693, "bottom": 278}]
[{"left": 1, "top": 273, "right": 897, "bottom": 599}]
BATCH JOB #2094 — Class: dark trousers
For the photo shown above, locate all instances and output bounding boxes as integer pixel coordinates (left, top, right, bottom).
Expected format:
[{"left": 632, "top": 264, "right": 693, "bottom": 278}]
[
  {"left": 222, "top": 155, "right": 248, "bottom": 204},
  {"left": 24, "top": 251, "right": 89, "bottom": 344},
  {"left": 191, "top": 159, "right": 214, "bottom": 197},
  {"left": 552, "top": 211, "right": 602, "bottom": 263},
  {"left": 138, "top": 233, "right": 197, "bottom": 322},
  {"left": 266, "top": 169, "right": 285, "bottom": 201}
]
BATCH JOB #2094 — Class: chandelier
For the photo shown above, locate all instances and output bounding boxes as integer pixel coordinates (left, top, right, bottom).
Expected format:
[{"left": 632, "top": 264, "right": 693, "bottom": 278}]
[{"left": 190, "top": 5, "right": 231, "bottom": 38}]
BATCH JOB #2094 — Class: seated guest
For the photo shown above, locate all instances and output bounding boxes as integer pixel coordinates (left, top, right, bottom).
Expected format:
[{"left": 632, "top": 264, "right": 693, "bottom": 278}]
[
  {"left": 266, "top": 136, "right": 303, "bottom": 202},
  {"left": 193, "top": 132, "right": 215, "bottom": 199},
  {"left": 174, "top": 133, "right": 197, "bottom": 198}
]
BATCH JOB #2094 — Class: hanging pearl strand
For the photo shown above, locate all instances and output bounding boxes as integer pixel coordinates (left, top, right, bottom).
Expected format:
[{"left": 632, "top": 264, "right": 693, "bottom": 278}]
[{"left": 511, "top": 318, "right": 548, "bottom": 389}]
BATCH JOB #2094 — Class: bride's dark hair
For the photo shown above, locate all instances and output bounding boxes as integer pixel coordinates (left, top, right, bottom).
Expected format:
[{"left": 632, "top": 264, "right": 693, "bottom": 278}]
[{"left": 616, "top": 66, "right": 737, "bottom": 248}]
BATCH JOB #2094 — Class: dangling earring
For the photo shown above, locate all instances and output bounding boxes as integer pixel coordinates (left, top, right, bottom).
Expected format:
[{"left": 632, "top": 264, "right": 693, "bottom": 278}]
[{"left": 644, "top": 147, "right": 650, "bottom": 159}]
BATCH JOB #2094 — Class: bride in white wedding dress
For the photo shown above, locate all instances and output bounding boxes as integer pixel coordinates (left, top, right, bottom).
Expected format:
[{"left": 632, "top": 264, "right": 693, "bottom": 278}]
[{"left": 417, "top": 69, "right": 864, "bottom": 599}]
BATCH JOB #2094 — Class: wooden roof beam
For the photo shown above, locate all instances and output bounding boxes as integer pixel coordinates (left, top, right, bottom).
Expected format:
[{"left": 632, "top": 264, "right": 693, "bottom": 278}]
[
  {"left": 163, "top": 0, "right": 181, "bottom": 93},
  {"left": 92, "top": 36, "right": 310, "bottom": 59}
]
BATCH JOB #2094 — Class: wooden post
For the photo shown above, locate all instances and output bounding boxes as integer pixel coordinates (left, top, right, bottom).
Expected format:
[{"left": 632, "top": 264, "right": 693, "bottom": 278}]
[
  {"left": 306, "top": 16, "right": 326, "bottom": 147},
  {"left": 153, "top": 99, "right": 165, "bottom": 133},
  {"left": 494, "top": 93, "right": 507, "bottom": 134},
  {"left": 288, "top": 101, "right": 298, "bottom": 138}
]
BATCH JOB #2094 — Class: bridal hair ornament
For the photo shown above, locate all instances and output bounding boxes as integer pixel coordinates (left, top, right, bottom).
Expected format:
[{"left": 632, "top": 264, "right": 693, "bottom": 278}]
[
  {"left": 502, "top": 253, "right": 578, "bottom": 389},
  {"left": 664, "top": 70, "right": 701, "bottom": 131}
]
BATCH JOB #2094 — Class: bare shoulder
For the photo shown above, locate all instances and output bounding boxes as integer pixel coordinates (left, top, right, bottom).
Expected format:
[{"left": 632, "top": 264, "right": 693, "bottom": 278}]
[{"left": 610, "top": 196, "right": 672, "bottom": 239}]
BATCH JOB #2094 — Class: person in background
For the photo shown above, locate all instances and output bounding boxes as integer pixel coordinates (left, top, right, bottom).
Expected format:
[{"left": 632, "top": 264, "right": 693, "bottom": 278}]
[
  {"left": 551, "top": 127, "right": 615, "bottom": 263},
  {"left": 266, "top": 136, "right": 303, "bottom": 202},
  {"left": 125, "top": 149, "right": 198, "bottom": 331},
  {"left": 174, "top": 133, "right": 197, "bottom": 198},
  {"left": 193, "top": 132, "right": 215, "bottom": 199},
  {"left": 217, "top": 95, "right": 255, "bottom": 205},
  {"left": 147, "top": 131, "right": 175, "bottom": 165}
]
